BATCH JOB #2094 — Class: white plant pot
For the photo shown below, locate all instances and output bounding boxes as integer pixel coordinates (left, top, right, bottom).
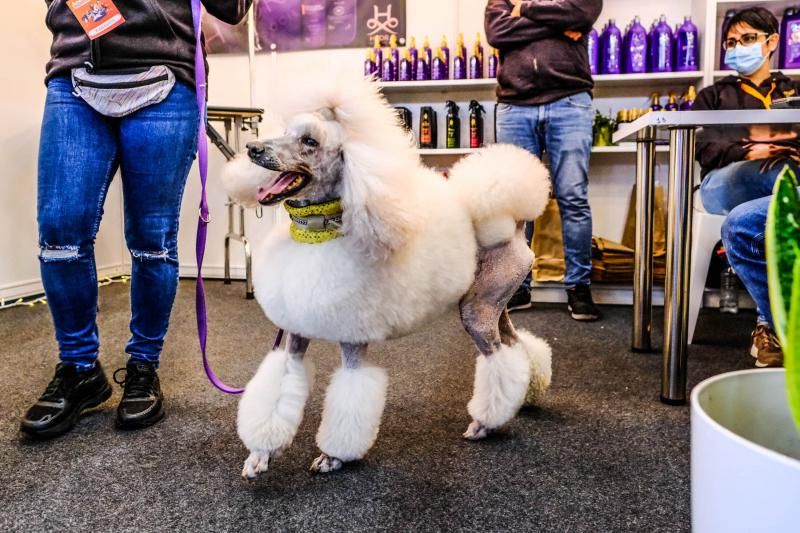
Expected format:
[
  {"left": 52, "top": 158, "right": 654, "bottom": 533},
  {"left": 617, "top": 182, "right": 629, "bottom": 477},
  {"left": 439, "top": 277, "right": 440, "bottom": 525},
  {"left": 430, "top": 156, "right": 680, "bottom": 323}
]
[{"left": 691, "top": 368, "right": 800, "bottom": 533}]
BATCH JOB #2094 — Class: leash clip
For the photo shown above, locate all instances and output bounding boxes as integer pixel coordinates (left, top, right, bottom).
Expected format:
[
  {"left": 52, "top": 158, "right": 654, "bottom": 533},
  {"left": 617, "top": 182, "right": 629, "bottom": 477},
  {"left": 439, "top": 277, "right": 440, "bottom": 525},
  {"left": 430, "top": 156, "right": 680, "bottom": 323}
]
[{"left": 199, "top": 208, "right": 211, "bottom": 224}]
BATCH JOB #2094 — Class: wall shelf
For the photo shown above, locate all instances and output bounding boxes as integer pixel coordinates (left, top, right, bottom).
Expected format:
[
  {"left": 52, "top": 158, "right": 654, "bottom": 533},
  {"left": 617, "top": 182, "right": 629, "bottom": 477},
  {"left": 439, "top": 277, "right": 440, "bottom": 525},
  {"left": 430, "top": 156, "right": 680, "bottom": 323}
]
[
  {"left": 593, "top": 71, "right": 704, "bottom": 87},
  {"left": 415, "top": 144, "right": 670, "bottom": 157}
]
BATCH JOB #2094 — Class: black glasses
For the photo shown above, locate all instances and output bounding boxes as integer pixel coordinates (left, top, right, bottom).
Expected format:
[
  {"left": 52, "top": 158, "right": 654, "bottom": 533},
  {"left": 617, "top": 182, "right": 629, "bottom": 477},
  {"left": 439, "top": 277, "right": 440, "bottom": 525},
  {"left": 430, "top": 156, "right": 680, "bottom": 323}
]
[{"left": 723, "top": 32, "right": 771, "bottom": 50}]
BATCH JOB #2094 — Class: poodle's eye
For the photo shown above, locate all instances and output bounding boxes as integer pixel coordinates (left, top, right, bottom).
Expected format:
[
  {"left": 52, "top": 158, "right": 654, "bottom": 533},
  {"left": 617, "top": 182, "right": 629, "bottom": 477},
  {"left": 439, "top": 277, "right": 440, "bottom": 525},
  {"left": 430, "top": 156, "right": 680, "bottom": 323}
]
[{"left": 300, "top": 136, "right": 319, "bottom": 148}]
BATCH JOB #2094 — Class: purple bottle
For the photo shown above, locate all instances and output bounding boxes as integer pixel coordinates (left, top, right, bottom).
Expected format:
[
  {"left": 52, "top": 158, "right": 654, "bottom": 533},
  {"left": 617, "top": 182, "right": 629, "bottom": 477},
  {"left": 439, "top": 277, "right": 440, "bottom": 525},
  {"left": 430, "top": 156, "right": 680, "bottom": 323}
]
[
  {"left": 440, "top": 37, "right": 450, "bottom": 79},
  {"left": 409, "top": 36, "right": 418, "bottom": 80},
  {"left": 624, "top": 17, "right": 647, "bottom": 74},
  {"left": 423, "top": 36, "right": 432, "bottom": 66},
  {"left": 453, "top": 49, "right": 466, "bottom": 80},
  {"left": 676, "top": 16, "right": 699, "bottom": 72},
  {"left": 389, "top": 34, "right": 400, "bottom": 77},
  {"left": 601, "top": 19, "right": 622, "bottom": 74},
  {"left": 650, "top": 15, "right": 673, "bottom": 73},
  {"left": 488, "top": 48, "right": 498, "bottom": 78},
  {"left": 469, "top": 45, "right": 483, "bottom": 79},
  {"left": 301, "top": 0, "right": 326, "bottom": 48},
  {"left": 255, "top": 0, "right": 302, "bottom": 52},
  {"left": 587, "top": 28, "right": 599, "bottom": 75},
  {"left": 381, "top": 57, "right": 395, "bottom": 82},
  {"left": 372, "top": 36, "right": 383, "bottom": 71},
  {"left": 398, "top": 50, "right": 412, "bottom": 81},
  {"left": 415, "top": 55, "right": 430, "bottom": 80},
  {"left": 364, "top": 49, "right": 377, "bottom": 77},
  {"left": 781, "top": 9, "right": 800, "bottom": 69},
  {"left": 431, "top": 48, "right": 447, "bottom": 80},
  {"left": 719, "top": 10, "right": 736, "bottom": 71},
  {"left": 326, "top": 0, "right": 356, "bottom": 46}
]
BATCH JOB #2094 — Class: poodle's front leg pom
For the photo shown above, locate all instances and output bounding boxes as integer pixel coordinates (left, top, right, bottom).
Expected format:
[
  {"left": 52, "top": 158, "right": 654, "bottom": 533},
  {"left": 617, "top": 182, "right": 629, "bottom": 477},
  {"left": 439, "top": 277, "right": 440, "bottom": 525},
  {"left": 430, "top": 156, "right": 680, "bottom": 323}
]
[
  {"left": 242, "top": 449, "right": 273, "bottom": 480},
  {"left": 236, "top": 341, "right": 313, "bottom": 480}
]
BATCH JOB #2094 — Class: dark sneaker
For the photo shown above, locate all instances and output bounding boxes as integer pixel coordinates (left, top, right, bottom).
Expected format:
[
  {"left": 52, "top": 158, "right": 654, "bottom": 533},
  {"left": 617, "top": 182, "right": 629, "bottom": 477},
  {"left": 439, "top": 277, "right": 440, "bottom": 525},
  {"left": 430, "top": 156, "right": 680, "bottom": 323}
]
[
  {"left": 566, "top": 285, "right": 600, "bottom": 321},
  {"left": 750, "top": 324, "right": 783, "bottom": 368},
  {"left": 507, "top": 287, "right": 532, "bottom": 311},
  {"left": 20, "top": 362, "right": 112, "bottom": 439},
  {"left": 114, "top": 361, "right": 165, "bottom": 430}
]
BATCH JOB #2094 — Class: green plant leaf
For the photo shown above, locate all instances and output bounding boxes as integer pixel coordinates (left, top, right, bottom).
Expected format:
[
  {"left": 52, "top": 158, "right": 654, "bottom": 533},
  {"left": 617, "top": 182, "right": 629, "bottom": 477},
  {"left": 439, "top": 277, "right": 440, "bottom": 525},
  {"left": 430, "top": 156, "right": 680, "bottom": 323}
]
[
  {"left": 766, "top": 165, "right": 800, "bottom": 348},
  {"left": 787, "top": 254, "right": 800, "bottom": 434}
]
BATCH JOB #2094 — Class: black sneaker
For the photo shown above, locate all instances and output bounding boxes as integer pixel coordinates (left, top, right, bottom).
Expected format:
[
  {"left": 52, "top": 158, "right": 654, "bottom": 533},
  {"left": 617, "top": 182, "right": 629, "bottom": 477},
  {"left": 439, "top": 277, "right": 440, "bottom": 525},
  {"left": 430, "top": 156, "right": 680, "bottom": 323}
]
[
  {"left": 507, "top": 287, "right": 532, "bottom": 311},
  {"left": 20, "top": 362, "right": 112, "bottom": 439},
  {"left": 114, "top": 361, "right": 165, "bottom": 430},
  {"left": 566, "top": 285, "right": 600, "bottom": 321}
]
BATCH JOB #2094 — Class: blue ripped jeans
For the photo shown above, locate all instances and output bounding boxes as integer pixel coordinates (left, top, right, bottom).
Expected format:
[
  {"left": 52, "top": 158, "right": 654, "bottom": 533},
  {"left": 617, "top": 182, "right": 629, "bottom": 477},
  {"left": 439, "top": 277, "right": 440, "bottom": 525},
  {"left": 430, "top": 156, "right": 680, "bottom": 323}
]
[
  {"left": 37, "top": 77, "right": 198, "bottom": 370},
  {"left": 496, "top": 92, "right": 594, "bottom": 289},
  {"left": 701, "top": 159, "right": 800, "bottom": 326}
]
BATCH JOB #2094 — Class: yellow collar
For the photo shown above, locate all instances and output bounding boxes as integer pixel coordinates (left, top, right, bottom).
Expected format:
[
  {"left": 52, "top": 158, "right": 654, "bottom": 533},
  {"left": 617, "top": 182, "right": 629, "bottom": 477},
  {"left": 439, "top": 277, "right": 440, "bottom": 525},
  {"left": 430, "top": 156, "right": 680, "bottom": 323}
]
[{"left": 284, "top": 199, "right": 343, "bottom": 244}]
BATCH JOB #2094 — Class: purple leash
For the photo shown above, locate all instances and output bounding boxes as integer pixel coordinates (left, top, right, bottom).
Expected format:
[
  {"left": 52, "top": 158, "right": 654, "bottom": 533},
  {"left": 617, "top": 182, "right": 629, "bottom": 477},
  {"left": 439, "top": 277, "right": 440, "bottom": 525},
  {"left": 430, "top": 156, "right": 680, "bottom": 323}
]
[{"left": 191, "top": 0, "right": 282, "bottom": 394}]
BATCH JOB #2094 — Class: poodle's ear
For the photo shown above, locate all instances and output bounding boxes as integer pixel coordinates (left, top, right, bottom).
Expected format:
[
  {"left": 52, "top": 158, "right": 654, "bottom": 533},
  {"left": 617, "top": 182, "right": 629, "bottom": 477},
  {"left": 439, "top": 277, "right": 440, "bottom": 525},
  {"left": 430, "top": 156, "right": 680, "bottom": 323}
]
[{"left": 340, "top": 142, "right": 415, "bottom": 261}]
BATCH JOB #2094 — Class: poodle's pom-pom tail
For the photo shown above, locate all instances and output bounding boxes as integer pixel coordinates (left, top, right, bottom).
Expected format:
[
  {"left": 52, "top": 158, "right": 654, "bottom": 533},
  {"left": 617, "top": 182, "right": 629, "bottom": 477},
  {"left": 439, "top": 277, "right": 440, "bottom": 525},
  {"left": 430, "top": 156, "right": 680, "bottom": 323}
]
[
  {"left": 316, "top": 366, "right": 388, "bottom": 462},
  {"left": 448, "top": 144, "right": 551, "bottom": 246},
  {"left": 236, "top": 349, "right": 312, "bottom": 457},
  {"left": 516, "top": 329, "right": 553, "bottom": 406},
  {"left": 467, "top": 343, "right": 531, "bottom": 429}
]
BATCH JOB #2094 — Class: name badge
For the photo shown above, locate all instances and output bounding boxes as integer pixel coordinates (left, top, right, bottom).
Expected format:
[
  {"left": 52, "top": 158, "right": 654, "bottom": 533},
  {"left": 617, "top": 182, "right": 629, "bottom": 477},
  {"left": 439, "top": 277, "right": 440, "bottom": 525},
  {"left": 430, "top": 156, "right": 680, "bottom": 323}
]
[{"left": 67, "top": 0, "right": 125, "bottom": 40}]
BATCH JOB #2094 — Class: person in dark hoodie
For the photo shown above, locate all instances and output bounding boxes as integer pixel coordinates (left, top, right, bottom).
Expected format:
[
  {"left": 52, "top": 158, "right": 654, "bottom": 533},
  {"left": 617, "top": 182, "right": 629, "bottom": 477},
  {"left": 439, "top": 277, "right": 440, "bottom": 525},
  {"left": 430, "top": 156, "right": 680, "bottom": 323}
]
[
  {"left": 693, "top": 7, "right": 800, "bottom": 368},
  {"left": 21, "top": 1, "right": 252, "bottom": 439},
  {"left": 485, "top": 0, "right": 603, "bottom": 321}
]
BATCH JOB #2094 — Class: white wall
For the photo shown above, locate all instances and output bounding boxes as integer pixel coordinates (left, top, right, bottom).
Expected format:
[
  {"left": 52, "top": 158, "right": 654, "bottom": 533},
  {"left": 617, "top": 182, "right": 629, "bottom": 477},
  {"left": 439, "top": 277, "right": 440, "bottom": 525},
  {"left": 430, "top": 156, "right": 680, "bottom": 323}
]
[{"left": 0, "top": 0, "right": 702, "bottom": 301}]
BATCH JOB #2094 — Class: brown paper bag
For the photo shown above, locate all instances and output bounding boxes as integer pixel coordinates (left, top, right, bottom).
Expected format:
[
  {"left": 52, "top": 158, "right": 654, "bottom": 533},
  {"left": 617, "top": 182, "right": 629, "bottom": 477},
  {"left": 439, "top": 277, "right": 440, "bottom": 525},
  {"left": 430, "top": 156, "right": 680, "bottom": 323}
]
[
  {"left": 532, "top": 198, "right": 565, "bottom": 282},
  {"left": 621, "top": 184, "right": 667, "bottom": 258}
]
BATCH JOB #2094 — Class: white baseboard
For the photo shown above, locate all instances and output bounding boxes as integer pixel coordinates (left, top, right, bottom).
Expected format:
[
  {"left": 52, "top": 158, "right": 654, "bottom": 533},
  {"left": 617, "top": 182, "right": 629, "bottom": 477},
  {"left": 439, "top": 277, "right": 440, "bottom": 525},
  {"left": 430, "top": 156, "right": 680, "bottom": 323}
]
[{"left": 179, "top": 264, "right": 248, "bottom": 280}]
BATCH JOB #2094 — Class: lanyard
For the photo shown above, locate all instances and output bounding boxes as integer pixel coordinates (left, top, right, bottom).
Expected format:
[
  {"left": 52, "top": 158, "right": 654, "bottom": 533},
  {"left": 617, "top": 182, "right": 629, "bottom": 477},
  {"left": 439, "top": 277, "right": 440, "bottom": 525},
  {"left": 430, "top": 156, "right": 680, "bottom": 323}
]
[{"left": 739, "top": 81, "right": 776, "bottom": 109}]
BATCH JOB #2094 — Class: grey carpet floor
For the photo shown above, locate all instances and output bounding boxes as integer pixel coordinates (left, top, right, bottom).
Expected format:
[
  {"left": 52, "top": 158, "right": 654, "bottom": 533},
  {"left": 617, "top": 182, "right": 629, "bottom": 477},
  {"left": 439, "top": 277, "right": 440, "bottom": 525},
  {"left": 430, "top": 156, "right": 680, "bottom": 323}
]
[{"left": 0, "top": 280, "right": 759, "bottom": 532}]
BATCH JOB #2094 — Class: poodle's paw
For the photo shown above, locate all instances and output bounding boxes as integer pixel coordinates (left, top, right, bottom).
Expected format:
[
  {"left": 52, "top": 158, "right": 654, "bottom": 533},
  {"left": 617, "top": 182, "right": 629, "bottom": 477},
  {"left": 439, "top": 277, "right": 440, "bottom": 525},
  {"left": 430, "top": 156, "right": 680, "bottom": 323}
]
[
  {"left": 309, "top": 453, "right": 343, "bottom": 474},
  {"left": 463, "top": 420, "right": 489, "bottom": 441},
  {"left": 241, "top": 450, "right": 272, "bottom": 480}
]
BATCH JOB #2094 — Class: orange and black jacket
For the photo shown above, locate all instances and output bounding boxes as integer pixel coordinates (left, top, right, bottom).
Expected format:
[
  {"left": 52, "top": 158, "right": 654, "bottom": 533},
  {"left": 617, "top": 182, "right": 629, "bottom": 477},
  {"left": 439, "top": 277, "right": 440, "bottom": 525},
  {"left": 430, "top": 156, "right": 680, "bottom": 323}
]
[{"left": 693, "top": 72, "right": 800, "bottom": 176}]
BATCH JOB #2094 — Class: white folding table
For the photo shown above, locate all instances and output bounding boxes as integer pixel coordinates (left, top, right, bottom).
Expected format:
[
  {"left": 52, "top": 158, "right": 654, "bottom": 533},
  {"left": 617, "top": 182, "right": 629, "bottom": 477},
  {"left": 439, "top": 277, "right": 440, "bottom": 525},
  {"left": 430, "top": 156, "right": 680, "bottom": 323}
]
[{"left": 612, "top": 109, "right": 800, "bottom": 404}]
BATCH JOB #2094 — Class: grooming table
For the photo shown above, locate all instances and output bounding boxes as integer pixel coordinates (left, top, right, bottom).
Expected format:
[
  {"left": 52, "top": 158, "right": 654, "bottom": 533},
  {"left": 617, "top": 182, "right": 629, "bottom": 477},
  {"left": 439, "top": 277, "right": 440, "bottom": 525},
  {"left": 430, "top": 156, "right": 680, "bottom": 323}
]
[{"left": 207, "top": 106, "right": 264, "bottom": 299}]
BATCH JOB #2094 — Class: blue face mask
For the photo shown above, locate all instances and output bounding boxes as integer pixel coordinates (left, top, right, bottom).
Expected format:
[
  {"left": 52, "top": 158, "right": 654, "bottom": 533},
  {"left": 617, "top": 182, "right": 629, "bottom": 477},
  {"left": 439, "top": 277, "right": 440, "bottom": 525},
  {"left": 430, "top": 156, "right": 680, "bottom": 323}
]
[{"left": 724, "top": 42, "right": 767, "bottom": 75}]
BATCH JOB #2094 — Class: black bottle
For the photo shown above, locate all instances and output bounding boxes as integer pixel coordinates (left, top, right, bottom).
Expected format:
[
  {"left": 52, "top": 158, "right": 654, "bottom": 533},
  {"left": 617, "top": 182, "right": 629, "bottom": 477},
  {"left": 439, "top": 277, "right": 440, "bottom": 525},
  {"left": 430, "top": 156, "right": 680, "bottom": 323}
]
[
  {"left": 419, "top": 106, "right": 437, "bottom": 148},
  {"left": 394, "top": 106, "right": 413, "bottom": 130},
  {"left": 469, "top": 100, "right": 485, "bottom": 148},
  {"left": 445, "top": 100, "right": 460, "bottom": 149}
]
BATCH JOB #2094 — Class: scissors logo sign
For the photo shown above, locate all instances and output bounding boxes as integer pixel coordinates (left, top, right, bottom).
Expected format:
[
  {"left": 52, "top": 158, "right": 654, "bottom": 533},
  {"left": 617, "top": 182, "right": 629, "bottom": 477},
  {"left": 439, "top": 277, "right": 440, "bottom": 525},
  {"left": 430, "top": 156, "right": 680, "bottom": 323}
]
[{"left": 367, "top": 4, "right": 399, "bottom": 36}]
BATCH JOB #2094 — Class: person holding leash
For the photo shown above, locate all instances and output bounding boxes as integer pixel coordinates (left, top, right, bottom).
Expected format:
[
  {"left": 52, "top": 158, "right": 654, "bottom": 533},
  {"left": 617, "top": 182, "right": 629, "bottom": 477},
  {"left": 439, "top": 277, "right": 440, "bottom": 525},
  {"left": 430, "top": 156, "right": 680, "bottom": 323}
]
[{"left": 21, "top": 1, "right": 251, "bottom": 439}]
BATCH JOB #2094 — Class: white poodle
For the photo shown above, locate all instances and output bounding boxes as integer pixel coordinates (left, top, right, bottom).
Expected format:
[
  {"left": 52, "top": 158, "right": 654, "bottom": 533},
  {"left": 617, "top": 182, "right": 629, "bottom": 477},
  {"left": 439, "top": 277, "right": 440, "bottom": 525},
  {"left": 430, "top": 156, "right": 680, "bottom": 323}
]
[{"left": 221, "top": 73, "right": 553, "bottom": 479}]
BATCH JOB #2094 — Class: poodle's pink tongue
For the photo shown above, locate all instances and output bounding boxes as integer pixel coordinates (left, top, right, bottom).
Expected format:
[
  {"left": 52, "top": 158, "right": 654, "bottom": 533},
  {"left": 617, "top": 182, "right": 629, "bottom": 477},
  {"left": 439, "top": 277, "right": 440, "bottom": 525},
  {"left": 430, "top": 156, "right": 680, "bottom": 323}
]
[{"left": 258, "top": 173, "right": 299, "bottom": 201}]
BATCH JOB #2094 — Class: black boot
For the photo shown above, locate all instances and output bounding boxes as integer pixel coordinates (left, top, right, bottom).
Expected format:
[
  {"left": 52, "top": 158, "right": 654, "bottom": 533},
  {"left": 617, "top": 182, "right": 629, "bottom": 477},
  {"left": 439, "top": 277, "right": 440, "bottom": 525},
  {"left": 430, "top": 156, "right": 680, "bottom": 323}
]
[
  {"left": 114, "top": 361, "right": 165, "bottom": 430},
  {"left": 566, "top": 284, "right": 601, "bottom": 321},
  {"left": 20, "top": 362, "right": 112, "bottom": 439}
]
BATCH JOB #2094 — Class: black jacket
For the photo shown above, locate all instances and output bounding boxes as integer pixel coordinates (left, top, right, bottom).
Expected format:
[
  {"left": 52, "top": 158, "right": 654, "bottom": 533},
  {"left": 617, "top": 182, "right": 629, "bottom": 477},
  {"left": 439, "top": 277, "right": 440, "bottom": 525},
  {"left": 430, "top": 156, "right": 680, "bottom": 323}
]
[
  {"left": 484, "top": 0, "right": 602, "bottom": 105},
  {"left": 693, "top": 73, "right": 800, "bottom": 176},
  {"left": 44, "top": 0, "right": 251, "bottom": 87}
]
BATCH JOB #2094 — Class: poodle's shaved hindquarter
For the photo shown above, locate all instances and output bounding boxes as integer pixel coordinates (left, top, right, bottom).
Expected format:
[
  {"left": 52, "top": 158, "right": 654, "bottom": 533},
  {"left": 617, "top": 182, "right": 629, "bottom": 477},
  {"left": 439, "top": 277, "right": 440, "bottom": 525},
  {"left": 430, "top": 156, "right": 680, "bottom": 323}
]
[{"left": 223, "top": 75, "right": 553, "bottom": 479}]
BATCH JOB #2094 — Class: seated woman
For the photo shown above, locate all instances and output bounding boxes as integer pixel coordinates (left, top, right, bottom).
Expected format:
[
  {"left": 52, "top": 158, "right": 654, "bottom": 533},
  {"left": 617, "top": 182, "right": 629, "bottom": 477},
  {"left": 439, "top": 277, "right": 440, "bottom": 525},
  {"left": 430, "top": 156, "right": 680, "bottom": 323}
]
[{"left": 693, "top": 7, "right": 800, "bottom": 368}]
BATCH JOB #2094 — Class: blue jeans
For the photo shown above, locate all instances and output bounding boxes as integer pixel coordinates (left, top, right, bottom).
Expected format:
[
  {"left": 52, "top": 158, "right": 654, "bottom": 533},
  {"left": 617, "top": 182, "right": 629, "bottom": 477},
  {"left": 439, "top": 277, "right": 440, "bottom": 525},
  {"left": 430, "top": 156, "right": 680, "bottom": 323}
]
[
  {"left": 38, "top": 77, "right": 199, "bottom": 370},
  {"left": 495, "top": 92, "right": 594, "bottom": 289},
  {"left": 702, "top": 159, "right": 800, "bottom": 326}
]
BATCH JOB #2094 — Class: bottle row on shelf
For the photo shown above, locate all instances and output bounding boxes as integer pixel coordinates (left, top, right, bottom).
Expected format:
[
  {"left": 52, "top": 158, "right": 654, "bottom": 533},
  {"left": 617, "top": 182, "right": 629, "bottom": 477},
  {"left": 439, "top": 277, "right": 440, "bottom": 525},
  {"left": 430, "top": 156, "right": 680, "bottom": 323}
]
[
  {"left": 365, "top": 33, "right": 498, "bottom": 82},
  {"left": 590, "top": 15, "right": 700, "bottom": 76},
  {"left": 593, "top": 86, "right": 697, "bottom": 146},
  {"left": 394, "top": 101, "right": 487, "bottom": 150}
]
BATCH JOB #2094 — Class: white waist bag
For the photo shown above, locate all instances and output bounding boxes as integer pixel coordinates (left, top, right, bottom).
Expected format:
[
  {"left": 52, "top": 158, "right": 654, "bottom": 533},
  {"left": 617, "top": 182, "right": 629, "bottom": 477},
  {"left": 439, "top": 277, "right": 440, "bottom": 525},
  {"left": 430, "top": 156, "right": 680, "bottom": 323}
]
[{"left": 71, "top": 65, "right": 176, "bottom": 117}]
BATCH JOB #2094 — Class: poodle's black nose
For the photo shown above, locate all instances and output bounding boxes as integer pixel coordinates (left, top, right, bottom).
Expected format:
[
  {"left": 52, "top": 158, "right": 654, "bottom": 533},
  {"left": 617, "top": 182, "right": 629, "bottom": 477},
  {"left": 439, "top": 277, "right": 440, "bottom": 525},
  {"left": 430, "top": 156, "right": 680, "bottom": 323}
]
[{"left": 247, "top": 142, "right": 266, "bottom": 160}]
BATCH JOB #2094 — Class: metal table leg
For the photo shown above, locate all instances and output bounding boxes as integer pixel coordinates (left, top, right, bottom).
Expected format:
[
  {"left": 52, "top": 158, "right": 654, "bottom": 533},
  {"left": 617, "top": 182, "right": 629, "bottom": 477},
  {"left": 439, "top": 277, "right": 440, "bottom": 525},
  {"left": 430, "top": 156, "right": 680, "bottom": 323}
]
[
  {"left": 221, "top": 117, "right": 255, "bottom": 299},
  {"left": 661, "top": 127, "right": 696, "bottom": 404},
  {"left": 632, "top": 126, "right": 656, "bottom": 352}
]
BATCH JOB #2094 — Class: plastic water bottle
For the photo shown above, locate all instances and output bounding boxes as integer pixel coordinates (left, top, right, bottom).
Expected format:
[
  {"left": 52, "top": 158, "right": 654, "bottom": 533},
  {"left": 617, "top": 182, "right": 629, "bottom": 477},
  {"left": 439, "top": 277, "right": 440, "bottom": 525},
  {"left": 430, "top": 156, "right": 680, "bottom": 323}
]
[{"left": 720, "top": 267, "right": 738, "bottom": 314}]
